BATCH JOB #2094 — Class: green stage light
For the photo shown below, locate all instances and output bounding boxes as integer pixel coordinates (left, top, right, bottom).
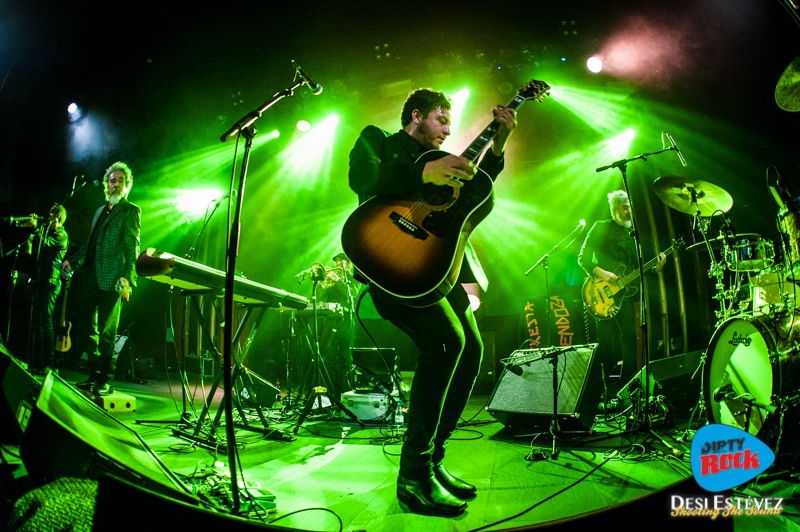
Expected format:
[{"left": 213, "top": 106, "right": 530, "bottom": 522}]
[
  {"left": 174, "top": 188, "right": 228, "bottom": 219},
  {"left": 297, "top": 120, "right": 311, "bottom": 132},
  {"left": 448, "top": 88, "right": 470, "bottom": 131},
  {"left": 549, "top": 85, "right": 631, "bottom": 136}
]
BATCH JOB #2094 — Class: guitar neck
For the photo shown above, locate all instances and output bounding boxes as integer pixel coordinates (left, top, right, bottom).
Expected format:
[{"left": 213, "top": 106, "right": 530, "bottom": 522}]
[
  {"left": 59, "top": 279, "right": 70, "bottom": 327},
  {"left": 620, "top": 245, "right": 677, "bottom": 286},
  {"left": 460, "top": 95, "right": 526, "bottom": 162}
]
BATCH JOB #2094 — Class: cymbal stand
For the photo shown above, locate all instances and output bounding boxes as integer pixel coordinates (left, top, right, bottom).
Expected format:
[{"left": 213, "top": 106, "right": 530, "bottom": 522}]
[
  {"left": 680, "top": 350, "right": 709, "bottom": 441},
  {"left": 293, "top": 277, "right": 363, "bottom": 434}
]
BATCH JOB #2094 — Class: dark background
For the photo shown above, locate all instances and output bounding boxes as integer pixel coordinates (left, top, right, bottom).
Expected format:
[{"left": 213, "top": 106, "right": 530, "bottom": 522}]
[{"left": 0, "top": 0, "right": 798, "bottom": 381}]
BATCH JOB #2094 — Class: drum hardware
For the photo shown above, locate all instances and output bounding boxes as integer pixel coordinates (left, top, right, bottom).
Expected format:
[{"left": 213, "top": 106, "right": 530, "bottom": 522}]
[{"left": 680, "top": 350, "right": 711, "bottom": 441}]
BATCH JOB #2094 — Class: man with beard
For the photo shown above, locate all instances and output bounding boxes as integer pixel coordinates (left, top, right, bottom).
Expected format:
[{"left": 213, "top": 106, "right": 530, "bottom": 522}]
[
  {"left": 348, "top": 88, "right": 517, "bottom": 516},
  {"left": 62, "top": 162, "right": 141, "bottom": 396},
  {"left": 578, "top": 190, "right": 665, "bottom": 394}
]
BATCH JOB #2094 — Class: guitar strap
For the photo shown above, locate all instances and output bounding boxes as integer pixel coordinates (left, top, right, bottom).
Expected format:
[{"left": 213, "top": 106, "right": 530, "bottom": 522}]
[{"left": 464, "top": 241, "right": 488, "bottom": 292}]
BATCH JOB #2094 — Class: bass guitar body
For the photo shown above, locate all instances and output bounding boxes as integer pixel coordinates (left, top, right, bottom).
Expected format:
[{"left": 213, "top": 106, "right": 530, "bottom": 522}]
[
  {"left": 581, "top": 265, "right": 637, "bottom": 320},
  {"left": 342, "top": 150, "right": 494, "bottom": 307}
]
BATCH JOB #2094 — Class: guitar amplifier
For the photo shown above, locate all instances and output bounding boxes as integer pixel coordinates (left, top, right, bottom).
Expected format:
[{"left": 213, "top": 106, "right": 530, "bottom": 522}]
[{"left": 486, "top": 344, "right": 601, "bottom": 431}]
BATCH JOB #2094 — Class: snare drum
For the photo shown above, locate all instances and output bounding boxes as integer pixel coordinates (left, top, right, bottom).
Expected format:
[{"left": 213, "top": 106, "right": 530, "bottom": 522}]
[
  {"left": 726, "top": 236, "right": 774, "bottom": 271},
  {"left": 706, "top": 313, "right": 800, "bottom": 441}
]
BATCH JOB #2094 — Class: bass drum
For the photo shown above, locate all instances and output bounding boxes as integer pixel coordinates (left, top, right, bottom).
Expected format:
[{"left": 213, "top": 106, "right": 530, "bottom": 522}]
[{"left": 705, "top": 313, "right": 800, "bottom": 441}]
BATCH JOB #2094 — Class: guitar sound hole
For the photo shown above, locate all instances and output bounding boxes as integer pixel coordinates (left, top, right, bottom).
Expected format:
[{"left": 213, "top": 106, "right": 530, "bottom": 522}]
[{"left": 423, "top": 185, "right": 453, "bottom": 207}]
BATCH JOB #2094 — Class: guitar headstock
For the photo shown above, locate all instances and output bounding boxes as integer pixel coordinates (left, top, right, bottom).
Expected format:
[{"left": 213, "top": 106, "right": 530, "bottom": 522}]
[
  {"left": 673, "top": 236, "right": 686, "bottom": 251},
  {"left": 518, "top": 79, "right": 551, "bottom": 103}
]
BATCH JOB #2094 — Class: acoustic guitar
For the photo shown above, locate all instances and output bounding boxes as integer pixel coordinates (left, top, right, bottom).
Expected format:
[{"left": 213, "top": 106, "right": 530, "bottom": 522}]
[
  {"left": 55, "top": 277, "right": 72, "bottom": 352},
  {"left": 582, "top": 237, "right": 685, "bottom": 319},
  {"left": 341, "top": 79, "right": 550, "bottom": 307}
]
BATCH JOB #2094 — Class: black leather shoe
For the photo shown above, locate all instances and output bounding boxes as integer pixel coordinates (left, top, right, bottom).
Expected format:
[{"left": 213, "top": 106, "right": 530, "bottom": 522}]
[
  {"left": 397, "top": 475, "right": 467, "bottom": 517},
  {"left": 434, "top": 464, "right": 477, "bottom": 499},
  {"left": 76, "top": 373, "right": 101, "bottom": 391},
  {"left": 93, "top": 381, "right": 114, "bottom": 396}
]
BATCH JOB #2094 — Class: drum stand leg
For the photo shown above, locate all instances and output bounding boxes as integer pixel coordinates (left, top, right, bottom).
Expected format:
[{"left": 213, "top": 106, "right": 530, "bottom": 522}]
[{"left": 680, "top": 350, "right": 709, "bottom": 441}]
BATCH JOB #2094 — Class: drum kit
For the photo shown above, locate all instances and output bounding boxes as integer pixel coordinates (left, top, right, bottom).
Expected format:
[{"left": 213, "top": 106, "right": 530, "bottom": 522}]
[{"left": 654, "top": 176, "right": 800, "bottom": 453}]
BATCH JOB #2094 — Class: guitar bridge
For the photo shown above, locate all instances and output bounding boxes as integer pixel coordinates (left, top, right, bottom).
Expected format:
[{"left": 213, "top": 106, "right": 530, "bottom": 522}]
[{"left": 390, "top": 211, "right": 428, "bottom": 240}]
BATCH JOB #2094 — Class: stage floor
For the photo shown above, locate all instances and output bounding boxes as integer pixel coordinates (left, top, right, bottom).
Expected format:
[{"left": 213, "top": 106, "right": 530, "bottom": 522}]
[{"left": 3, "top": 366, "right": 796, "bottom": 530}]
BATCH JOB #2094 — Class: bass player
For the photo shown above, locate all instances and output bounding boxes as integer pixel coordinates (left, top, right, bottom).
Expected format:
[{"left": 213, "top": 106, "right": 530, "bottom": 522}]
[{"left": 578, "top": 190, "right": 666, "bottom": 396}]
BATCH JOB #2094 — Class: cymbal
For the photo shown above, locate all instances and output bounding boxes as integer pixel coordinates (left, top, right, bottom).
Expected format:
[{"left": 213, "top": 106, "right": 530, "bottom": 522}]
[
  {"left": 776, "top": 55, "right": 800, "bottom": 112},
  {"left": 685, "top": 233, "right": 762, "bottom": 253},
  {"left": 653, "top": 175, "right": 733, "bottom": 216}
]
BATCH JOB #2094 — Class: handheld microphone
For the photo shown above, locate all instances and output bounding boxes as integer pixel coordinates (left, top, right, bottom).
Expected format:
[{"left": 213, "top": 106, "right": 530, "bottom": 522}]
[
  {"left": 292, "top": 60, "right": 323, "bottom": 96},
  {"left": 665, "top": 133, "right": 688, "bottom": 167}
]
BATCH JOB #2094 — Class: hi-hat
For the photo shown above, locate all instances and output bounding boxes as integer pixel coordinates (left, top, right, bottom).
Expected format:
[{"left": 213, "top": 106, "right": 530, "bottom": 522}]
[
  {"left": 776, "top": 55, "right": 800, "bottom": 112},
  {"left": 654, "top": 176, "right": 733, "bottom": 217}
]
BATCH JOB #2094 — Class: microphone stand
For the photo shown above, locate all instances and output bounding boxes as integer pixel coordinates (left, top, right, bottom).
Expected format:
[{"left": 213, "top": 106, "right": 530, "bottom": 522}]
[
  {"left": 217, "top": 74, "right": 308, "bottom": 514},
  {"left": 522, "top": 223, "right": 586, "bottom": 460},
  {"left": 596, "top": 144, "right": 676, "bottom": 448}
]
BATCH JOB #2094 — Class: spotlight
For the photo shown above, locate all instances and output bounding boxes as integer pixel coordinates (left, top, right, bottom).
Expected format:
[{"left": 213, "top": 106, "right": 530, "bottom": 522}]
[
  {"left": 587, "top": 56, "right": 603, "bottom": 73},
  {"left": 296, "top": 120, "right": 311, "bottom": 132},
  {"left": 67, "top": 102, "right": 82, "bottom": 122}
]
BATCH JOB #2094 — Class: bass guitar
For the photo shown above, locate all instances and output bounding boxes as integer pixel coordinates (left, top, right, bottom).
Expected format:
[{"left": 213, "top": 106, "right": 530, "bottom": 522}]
[
  {"left": 582, "top": 236, "right": 685, "bottom": 319},
  {"left": 55, "top": 277, "right": 72, "bottom": 352},
  {"left": 341, "top": 79, "right": 550, "bottom": 307}
]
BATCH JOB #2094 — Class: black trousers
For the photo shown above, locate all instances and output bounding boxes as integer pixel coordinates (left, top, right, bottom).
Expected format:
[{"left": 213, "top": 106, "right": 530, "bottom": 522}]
[
  {"left": 596, "top": 300, "right": 637, "bottom": 392},
  {"left": 77, "top": 268, "right": 123, "bottom": 381},
  {"left": 32, "top": 278, "right": 61, "bottom": 370},
  {"left": 370, "top": 284, "right": 482, "bottom": 481}
]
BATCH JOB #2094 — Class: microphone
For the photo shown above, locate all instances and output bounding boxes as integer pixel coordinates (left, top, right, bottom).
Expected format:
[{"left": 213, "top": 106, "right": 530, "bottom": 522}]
[
  {"left": 665, "top": 133, "right": 688, "bottom": 167},
  {"left": 3, "top": 216, "right": 44, "bottom": 223},
  {"left": 292, "top": 60, "right": 323, "bottom": 96},
  {"left": 713, "top": 383, "right": 735, "bottom": 403},
  {"left": 579, "top": 219, "right": 586, "bottom": 228},
  {"left": 721, "top": 212, "right": 737, "bottom": 237},
  {"left": 295, "top": 267, "right": 314, "bottom": 278},
  {"left": 213, "top": 194, "right": 231, "bottom": 204}
]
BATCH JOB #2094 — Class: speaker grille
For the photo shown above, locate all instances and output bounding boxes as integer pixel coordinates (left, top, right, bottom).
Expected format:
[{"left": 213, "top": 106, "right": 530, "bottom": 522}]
[{"left": 487, "top": 344, "right": 601, "bottom": 430}]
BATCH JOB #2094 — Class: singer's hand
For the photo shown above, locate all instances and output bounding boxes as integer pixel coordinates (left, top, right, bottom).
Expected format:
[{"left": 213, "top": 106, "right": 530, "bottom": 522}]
[
  {"left": 25, "top": 214, "right": 38, "bottom": 228},
  {"left": 116, "top": 277, "right": 131, "bottom": 301}
]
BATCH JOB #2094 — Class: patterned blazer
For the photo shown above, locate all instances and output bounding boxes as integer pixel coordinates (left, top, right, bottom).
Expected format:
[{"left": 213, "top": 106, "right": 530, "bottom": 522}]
[{"left": 68, "top": 199, "right": 141, "bottom": 292}]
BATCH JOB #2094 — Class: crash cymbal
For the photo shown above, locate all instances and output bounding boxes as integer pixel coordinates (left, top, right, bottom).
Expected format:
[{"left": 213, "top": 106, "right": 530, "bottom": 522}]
[
  {"left": 776, "top": 55, "right": 800, "bottom": 112},
  {"left": 685, "top": 233, "right": 762, "bottom": 253},
  {"left": 654, "top": 175, "right": 733, "bottom": 216}
]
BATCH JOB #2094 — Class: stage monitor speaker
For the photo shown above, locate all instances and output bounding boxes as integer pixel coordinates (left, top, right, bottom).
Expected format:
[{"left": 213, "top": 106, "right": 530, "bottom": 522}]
[
  {"left": 19, "top": 372, "right": 197, "bottom": 505},
  {"left": 486, "top": 344, "right": 601, "bottom": 430},
  {"left": 618, "top": 350, "right": 702, "bottom": 415},
  {"left": 1, "top": 349, "right": 41, "bottom": 445}
]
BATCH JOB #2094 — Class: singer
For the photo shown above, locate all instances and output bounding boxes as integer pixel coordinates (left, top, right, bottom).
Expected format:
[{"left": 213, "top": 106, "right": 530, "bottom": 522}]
[
  {"left": 24, "top": 204, "right": 69, "bottom": 375},
  {"left": 578, "top": 190, "right": 666, "bottom": 398},
  {"left": 62, "top": 162, "right": 141, "bottom": 396},
  {"left": 347, "top": 88, "right": 517, "bottom": 516}
]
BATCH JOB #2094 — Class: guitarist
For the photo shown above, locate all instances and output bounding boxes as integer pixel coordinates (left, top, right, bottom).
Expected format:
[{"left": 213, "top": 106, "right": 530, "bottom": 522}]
[
  {"left": 578, "top": 190, "right": 666, "bottom": 395},
  {"left": 348, "top": 89, "right": 517, "bottom": 517},
  {"left": 24, "top": 204, "right": 69, "bottom": 375}
]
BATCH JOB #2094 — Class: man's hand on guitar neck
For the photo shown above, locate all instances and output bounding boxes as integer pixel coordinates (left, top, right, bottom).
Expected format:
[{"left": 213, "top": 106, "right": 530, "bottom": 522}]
[
  {"left": 422, "top": 155, "right": 476, "bottom": 189},
  {"left": 491, "top": 106, "right": 517, "bottom": 156},
  {"left": 655, "top": 252, "right": 667, "bottom": 273}
]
